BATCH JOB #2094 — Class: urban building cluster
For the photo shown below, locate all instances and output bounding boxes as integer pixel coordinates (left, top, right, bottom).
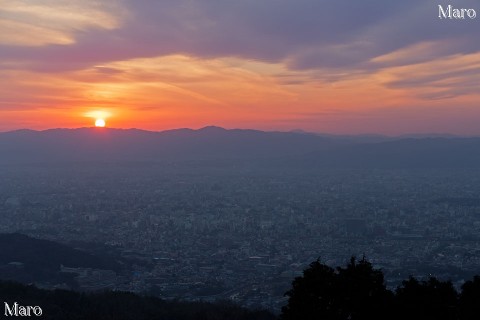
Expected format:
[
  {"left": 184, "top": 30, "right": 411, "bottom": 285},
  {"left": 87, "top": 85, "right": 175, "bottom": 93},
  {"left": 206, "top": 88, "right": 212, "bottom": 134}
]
[{"left": 1, "top": 164, "right": 480, "bottom": 311}]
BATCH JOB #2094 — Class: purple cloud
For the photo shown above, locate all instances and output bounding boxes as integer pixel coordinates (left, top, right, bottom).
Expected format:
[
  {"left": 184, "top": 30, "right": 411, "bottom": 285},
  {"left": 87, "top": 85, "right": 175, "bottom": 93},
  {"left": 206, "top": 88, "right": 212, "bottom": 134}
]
[{"left": 0, "top": 0, "right": 479, "bottom": 75}]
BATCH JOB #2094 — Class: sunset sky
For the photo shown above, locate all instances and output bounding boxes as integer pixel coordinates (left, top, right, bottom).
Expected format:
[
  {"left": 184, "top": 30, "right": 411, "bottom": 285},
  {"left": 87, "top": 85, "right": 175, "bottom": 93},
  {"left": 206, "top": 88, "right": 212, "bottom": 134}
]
[{"left": 1, "top": 0, "right": 479, "bottom": 135}]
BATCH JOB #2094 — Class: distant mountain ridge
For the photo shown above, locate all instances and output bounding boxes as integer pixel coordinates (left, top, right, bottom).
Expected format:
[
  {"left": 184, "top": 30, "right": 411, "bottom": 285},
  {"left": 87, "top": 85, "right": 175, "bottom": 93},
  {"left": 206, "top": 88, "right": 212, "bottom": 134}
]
[
  {"left": 0, "top": 126, "right": 335, "bottom": 163},
  {"left": 1, "top": 126, "right": 479, "bottom": 168}
]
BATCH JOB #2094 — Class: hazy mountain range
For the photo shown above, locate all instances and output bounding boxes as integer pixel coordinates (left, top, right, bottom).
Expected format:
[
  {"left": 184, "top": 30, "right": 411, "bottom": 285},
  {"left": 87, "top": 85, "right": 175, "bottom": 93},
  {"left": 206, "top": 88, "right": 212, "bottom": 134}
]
[{"left": 1, "top": 126, "right": 479, "bottom": 168}]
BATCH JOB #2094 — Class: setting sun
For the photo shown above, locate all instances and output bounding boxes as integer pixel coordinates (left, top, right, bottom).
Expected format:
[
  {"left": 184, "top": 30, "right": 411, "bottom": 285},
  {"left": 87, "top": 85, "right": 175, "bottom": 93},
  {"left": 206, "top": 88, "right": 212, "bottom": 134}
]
[{"left": 95, "top": 119, "right": 106, "bottom": 127}]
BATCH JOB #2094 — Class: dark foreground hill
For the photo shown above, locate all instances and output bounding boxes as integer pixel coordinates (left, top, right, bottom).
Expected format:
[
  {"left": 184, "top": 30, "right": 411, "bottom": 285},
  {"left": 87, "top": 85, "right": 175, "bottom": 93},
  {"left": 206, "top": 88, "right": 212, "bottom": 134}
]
[
  {"left": 1, "top": 127, "right": 480, "bottom": 168},
  {"left": 3, "top": 257, "right": 480, "bottom": 320},
  {"left": 0, "top": 233, "right": 121, "bottom": 287},
  {"left": 0, "top": 281, "right": 275, "bottom": 320}
]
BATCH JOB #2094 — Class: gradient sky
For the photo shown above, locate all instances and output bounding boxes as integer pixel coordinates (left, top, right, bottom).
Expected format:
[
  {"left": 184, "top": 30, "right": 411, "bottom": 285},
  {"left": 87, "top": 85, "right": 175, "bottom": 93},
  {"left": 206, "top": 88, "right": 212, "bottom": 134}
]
[{"left": 1, "top": 0, "right": 479, "bottom": 135}]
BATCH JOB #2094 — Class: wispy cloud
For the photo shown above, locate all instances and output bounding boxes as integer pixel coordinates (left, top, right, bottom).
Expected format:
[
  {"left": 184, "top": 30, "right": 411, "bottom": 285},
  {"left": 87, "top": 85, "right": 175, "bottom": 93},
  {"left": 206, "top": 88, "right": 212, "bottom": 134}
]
[
  {"left": 0, "top": 0, "right": 479, "bottom": 133},
  {"left": 0, "top": 0, "right": 123, "bottom": 46}
]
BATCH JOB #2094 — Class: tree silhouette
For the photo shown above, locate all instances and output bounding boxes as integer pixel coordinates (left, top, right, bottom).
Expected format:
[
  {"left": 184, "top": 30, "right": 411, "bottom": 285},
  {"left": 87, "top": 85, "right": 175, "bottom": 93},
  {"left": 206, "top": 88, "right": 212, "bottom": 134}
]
[
  {"left": 281, "top": 260, "right": 338, "bottom": 320},
  {"left": 459, "top": 275, "right": 480, "bottom": 320},
  {"left": 281, "top": 256, "right": 392, "bottom": 320},
  {"left": 335, "top": 256, "right": 392, "bottom": 320},
  {"left": 394, "top": 276, "right": 457, "bottom": 320}
]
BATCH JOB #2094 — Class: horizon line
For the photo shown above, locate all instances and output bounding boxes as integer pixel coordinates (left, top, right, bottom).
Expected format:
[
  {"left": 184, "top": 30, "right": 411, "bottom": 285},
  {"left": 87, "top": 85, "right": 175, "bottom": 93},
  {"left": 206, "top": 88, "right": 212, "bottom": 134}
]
[{"left": 0, "top": 126, "right": 476, "bottom": 139}]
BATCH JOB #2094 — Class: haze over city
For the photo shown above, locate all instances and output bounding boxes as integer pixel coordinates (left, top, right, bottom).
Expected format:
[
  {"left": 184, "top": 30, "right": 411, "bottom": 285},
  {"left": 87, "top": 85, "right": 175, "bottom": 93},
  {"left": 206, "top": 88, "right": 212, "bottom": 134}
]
[{"left": 2, "top": 1, "right": 480, "bottom": 319}]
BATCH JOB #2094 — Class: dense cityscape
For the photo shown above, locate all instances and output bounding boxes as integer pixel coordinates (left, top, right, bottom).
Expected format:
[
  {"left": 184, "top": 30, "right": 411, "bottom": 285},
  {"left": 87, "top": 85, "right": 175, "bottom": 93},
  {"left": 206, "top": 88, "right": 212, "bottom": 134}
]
[{"left": 2, "top": 162, "right": 480, "bottom": 311}]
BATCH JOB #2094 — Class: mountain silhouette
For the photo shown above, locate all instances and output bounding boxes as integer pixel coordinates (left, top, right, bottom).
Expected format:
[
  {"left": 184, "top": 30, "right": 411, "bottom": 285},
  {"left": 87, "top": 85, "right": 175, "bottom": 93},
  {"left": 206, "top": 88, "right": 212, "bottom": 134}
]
[{"left": 1, "top": 127, "right": 479, "bottom": 168}]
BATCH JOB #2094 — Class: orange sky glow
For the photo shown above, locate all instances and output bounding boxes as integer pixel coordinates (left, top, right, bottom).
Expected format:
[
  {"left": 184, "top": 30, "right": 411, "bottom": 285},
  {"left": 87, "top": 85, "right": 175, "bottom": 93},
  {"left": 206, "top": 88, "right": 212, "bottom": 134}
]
[{"left": 1, "top": 1, "right": 479, "bottom": 135}]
